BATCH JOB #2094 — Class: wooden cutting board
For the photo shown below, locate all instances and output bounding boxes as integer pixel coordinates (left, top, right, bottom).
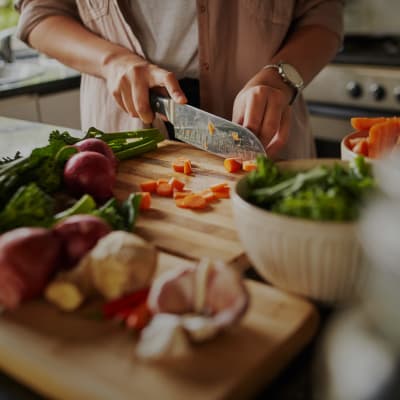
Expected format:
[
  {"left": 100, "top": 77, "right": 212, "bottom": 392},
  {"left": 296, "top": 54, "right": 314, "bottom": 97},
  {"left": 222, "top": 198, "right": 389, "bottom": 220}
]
[
  {"left": 0, "top": 252, "right": 318, "bottom": 400},
  {"left": 113, "top": 140, "right": 248, "bottom": 265}
]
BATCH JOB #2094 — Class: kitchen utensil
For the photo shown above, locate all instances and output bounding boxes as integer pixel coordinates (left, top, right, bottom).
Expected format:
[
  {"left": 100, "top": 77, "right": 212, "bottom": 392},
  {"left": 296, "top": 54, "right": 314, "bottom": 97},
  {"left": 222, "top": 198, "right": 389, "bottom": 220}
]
[{"left": 150, "top": 93, "right": 266, "bottom": 160}]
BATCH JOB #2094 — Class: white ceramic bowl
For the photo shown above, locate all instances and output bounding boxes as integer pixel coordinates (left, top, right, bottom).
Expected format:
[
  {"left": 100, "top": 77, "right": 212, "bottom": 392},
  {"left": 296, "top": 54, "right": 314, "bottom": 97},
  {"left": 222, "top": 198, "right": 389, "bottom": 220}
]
[
  {"left": 231, "top": 159, "right": 364, "bottom": 304},
  {"left": 341, "top": 130, "right": 371, "bottom": 162}
]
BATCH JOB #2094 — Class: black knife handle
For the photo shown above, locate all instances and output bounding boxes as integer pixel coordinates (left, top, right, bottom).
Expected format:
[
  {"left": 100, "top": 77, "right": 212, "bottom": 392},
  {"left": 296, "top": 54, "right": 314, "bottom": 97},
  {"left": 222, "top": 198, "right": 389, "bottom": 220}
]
[{"left": 149, "top": 92, "right": 169, "bottom": 118}]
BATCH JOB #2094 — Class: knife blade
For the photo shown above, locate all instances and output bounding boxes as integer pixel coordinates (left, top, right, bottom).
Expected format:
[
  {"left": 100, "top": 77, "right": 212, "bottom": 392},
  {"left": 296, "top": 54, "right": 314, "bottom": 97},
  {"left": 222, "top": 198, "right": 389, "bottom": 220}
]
[{"left": 150, "top": 94, "right": 266, "bottom": 160}]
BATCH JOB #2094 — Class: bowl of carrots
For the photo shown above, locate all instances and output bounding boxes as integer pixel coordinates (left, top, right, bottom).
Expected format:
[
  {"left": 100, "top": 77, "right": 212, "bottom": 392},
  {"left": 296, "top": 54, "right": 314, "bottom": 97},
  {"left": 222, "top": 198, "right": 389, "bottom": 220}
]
[
  {"left": 231, "top": 155, "right": 375, "bottom": 304},
  {"left": 341, "top": 117, "right": 400, "bottom": 161}
]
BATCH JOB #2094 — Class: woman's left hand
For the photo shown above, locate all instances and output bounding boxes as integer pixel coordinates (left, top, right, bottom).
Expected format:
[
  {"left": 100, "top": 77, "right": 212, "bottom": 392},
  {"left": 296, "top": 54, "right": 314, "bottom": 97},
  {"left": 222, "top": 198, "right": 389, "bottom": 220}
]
[{"left": 232, "top": 68, "right": 294, "bottom": 159}]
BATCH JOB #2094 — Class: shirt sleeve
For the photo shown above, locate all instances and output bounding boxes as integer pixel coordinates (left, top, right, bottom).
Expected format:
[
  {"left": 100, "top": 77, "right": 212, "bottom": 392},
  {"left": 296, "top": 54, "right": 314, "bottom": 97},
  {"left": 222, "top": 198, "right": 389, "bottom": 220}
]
[
  {"left": 293, "top": 0, "right": 344, "bottom": 42},
  {"left": 14, "top": 0, "right": 80, "bottom": 44}
]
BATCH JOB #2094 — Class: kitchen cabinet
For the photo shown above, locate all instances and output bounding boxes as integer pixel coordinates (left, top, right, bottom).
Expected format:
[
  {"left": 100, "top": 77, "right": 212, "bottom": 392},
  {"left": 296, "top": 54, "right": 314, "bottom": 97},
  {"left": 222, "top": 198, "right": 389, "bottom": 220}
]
[{"left": 0, "top": 88, "right": 81, "bottom": 129}]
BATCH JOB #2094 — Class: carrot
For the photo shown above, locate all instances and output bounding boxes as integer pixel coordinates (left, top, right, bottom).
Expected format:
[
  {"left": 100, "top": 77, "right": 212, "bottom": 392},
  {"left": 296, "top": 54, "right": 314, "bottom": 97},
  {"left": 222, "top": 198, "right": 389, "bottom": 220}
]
[
  {"left": 168, "top": 177, "right": 185, "bottom": 191},
  {"left": 173, "top": 190, "right": 192, "bottom": 199},
  {"left": 214, "top": 188, "right": 230, "bottom": 199},
  {"left": 172, "top": 159, "right": 185, "bottom": 173},
  {"left": 368, "top": 119, "right": 400, "bottom": 158},
  {"left": 125, "top": 302, "right": 152, "bottom": 331},
  {"left": 183, "top": 159, "right": 193, "bottom": 175},
  {"left": 156, "top": 182, "right": 173, "bottom": 197},
  {"left": 200, "top": 190, "right": 218, "bottom": 203},
  {"left": 138, "top": 192, "right": 152, "bottom": 210},
  {"left": 157, "top": 178, "right": 168, "bottom": 185},
  {"left": 176, "top": 194, "right": 207, "bottom": 209},
  {"left": 352, "top": 138, "right": 369, "bottom": 157},
  {"left": 210, "top": 182, "right": 230, "bottom": 192},
  {"left": 224, "top": 158, "right": 242, "bottom": 173},
  {"left": 139, "top": 180, "right": 158, "bottom": 193},
  {"left": 242, "top": 160, "right": 257, "bottom": 172},
  {"left": 348, "top": 137, "right": 363, "bottom": 150},
  {"left": 351, "top": 117, "right": 387, "bottom": 131}
]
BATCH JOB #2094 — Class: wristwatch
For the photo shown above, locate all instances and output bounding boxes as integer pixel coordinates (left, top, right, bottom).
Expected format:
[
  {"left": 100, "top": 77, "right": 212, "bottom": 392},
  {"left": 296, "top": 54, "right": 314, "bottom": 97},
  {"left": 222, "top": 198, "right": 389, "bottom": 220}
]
[{"left": 263, "top": 62, "right": 304, "bottom": 105}]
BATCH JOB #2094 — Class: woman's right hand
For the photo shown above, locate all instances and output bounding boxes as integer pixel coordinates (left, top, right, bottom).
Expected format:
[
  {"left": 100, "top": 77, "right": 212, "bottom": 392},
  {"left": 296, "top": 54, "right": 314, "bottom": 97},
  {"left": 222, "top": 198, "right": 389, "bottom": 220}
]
[{"left": 103, "top": 52, "right": 187, "bottom": 124}]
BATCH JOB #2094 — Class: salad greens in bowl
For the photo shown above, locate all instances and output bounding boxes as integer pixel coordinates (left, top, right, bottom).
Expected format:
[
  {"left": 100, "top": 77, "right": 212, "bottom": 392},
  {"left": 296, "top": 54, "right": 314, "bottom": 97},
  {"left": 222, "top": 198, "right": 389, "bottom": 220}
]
[{"left": 231, "top": 156, "right": 375, "bottom": 303}]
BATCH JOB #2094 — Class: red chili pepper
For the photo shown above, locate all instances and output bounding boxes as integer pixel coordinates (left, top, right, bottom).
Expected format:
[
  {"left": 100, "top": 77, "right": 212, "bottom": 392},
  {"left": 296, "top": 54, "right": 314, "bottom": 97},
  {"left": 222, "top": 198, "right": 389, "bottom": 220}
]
[
  {"left": 102, "top": 287, "right": 150, "bottom": 319},
  {"left": 125, "top": 302, "right": 153, "bottom": 331}
]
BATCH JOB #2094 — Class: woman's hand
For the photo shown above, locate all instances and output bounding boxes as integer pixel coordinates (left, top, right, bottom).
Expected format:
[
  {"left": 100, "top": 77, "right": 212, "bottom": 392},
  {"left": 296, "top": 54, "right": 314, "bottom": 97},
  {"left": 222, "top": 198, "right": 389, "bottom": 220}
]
[
  {"left": 232, "top": 68, "right": 294, "bottom": 159},
  {"left": 103, "top": 52, "right": 187, "bottom": 124}
]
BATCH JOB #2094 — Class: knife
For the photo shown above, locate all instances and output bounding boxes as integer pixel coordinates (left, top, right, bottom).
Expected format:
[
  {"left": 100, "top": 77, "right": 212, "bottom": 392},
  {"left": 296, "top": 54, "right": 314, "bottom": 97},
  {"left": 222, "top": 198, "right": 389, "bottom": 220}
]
[{"left": 149, "top": 93, "right": 266, "bottom": 160}]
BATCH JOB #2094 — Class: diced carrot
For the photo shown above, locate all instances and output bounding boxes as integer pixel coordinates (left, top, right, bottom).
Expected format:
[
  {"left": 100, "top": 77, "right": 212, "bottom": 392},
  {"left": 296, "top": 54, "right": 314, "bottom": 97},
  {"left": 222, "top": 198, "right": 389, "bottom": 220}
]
[
  {"left": 168, "top": 177, "right": 185, "bottom": 191},
  {"left": 224, "top": 158, "right": 242, "bottom": 173},
  {"left": 172, "top": 160, "right": 185, "bottom": 173},
  {"left": 156, "top": 182, "right": 173, "bottom": 197},
  {"left": 348, "top": 137, "right": 363, "bottom": 150},
  {"left": 173, "top": 190, "right": 192, "bottom": 199},
  {"left": 183, "top": 159, "right": 193, "bottom": 175},
  {"left": 368, "top": 119, "right": 400, "bottom": 158},
  {"left": 125, "top": 302, "right": 152, "bottom": 331},
  {"left": 351, "top": 117, "right": 387, "bottom": 131},
  {"left": 214, "top": 188, "right": 230, "bottom": 199},
  {"left": 352, "top": 138, "right": 369, "bottom": 157},
  {"left": 242, "top": 160, "right": 257, "bottom": 172},
  {"left": 157, "top": 178, "right": 168, "bottom": 185},
  {"left": 210, "top": 182, "right": 230, "bottom": 192},
  {"left": 139, "top": 180, "right": 158, "bottom": 193},
  {"left": 200, "top": 190, "right": 218, "bottom": 203},
  {"left": 138, "top": 192, "right": 152, "bottom": 210},
  {"left": 176, "top": 194, "right": 207, "bottom": 209}
]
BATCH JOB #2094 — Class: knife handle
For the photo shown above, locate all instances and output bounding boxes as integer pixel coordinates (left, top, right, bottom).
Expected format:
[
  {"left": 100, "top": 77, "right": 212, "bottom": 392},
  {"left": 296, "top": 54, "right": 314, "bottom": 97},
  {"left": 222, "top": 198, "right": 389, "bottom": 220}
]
[{"left": 149, "top": 92, "right": 170, "bottom": 119}]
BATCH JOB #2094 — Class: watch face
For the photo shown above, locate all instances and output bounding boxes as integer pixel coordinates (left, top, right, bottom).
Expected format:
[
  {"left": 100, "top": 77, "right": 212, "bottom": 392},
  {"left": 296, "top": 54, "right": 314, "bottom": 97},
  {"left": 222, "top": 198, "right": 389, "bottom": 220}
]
[{"left": 281, "top": 63, "right": 304, "bottom": 88}]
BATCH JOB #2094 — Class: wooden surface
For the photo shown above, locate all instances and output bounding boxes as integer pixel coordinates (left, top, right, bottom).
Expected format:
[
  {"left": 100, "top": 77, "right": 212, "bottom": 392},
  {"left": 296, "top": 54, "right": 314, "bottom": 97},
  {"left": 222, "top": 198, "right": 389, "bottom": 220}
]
[
  {"left": 114, "top": 141, "right": 247, "bottom": 265},
  {"left": 0, "top": 253, "right": 319, "bottom": 400}
]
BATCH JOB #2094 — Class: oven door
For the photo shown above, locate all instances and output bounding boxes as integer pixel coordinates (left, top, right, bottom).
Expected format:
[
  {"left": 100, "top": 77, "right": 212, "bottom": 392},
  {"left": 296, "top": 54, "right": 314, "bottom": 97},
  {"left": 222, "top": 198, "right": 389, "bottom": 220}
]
[{"left": 307, "top": 102, "right": 398, "bottom": 158}]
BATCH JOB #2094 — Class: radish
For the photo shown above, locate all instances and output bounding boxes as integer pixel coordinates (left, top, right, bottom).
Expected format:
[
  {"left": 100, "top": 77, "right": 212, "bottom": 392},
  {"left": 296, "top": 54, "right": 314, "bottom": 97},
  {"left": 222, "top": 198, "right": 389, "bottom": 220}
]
[
  {"left": 74, "top": 138, "right": 118, "bottom": 170},
  {"left": 53, "top": 214, "right": 111, "bottom": 269},
  {"left": 0, "top": 227, "right": 62, "bottom": 309},
  {"left": 63, "top": 151, "right": 116, "bottom": 202}
]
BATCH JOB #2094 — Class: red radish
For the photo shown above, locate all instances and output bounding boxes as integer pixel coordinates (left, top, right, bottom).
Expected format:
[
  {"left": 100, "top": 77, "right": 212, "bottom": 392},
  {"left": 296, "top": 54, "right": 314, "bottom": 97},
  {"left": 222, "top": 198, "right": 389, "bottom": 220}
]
[
  {"left": 63, "top": 151, "right": 116, "bottom": 202},
  {"left": 0, "top": 227, "right": 62, "bottom": 309},
  {"left": 53, "top": 214, "right": 111, "bottom": 269},
  {"left": 74, "top": 138, "right": 118, "bottom": 170}
]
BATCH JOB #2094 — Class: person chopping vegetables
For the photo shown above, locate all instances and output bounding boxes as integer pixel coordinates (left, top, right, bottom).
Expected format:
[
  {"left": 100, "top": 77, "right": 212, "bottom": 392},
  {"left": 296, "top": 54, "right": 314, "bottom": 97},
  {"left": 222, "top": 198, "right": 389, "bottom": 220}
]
[{"left": 15, "top": 0, "right": 343, "bottom": 160}]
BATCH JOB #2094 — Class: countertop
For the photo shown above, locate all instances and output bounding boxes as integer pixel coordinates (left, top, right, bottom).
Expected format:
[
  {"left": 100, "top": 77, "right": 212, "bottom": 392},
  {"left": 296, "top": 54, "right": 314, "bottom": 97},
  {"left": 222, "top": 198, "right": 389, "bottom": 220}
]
[
  {"left": 0, "top": 117, "right": 333, "bottom": 400},
  {"left": 0, "top": 56, "right": 80, "bottom": 99}
]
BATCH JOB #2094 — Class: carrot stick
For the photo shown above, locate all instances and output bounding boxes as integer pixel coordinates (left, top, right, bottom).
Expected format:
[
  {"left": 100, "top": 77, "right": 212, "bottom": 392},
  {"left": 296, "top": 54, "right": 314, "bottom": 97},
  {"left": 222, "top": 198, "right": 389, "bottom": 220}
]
[
  {"left": 139, "top": 180, "right": 158, "bottom": 193},
  {"left": 156, "top": 182, "right": 173, "bottom": 197},
  {"left": 223, "top": 158, "right": 242, "bottom": 173}
]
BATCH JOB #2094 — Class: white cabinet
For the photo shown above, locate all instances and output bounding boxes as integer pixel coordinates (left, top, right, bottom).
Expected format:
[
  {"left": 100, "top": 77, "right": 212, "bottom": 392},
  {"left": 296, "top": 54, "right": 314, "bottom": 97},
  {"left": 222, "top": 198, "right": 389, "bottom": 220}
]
[
  {"left": 0, "top": 88, "right": 81, "bottom": 130},
  {"left": 38, "top": 89, "right": 81, "bottom": 130},
  {"left": 0, "top": 94, "right": 40, "bottom": 122}
]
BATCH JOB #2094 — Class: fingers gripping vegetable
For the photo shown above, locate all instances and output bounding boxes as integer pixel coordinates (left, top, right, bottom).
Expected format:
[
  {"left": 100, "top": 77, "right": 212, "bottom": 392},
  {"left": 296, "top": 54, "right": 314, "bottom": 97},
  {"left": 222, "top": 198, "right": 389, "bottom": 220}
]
[
  {"left": 45, "top": 231, "right": 157, "bottom": 311},
  {"left": 73, "top": 138, "right": 118, "bottom": 170},
  {"left": 63, "top": 151, "right": 116, "bottom": 202},
  {"left": 53, "top": 215, "right": 112, "bottom": 269},
  {"left": 0, "top": 228, "right": 62, "bottom": 309}
]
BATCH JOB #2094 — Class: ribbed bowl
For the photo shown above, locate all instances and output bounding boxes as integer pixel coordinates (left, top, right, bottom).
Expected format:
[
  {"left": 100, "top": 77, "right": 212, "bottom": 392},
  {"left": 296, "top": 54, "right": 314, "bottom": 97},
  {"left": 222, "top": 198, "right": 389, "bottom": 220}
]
[{"left": 232, "top": 159, "right": 364, "bottom": 304}]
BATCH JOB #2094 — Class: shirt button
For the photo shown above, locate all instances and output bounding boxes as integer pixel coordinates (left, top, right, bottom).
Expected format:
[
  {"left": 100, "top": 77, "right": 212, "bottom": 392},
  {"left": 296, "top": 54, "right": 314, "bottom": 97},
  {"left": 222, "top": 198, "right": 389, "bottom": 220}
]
[
  {"left": 200, "top": 5, "right": 206, "bottom": 12},
  {"left": 202, "top": 62, "right": 210, "bottom": 71}
]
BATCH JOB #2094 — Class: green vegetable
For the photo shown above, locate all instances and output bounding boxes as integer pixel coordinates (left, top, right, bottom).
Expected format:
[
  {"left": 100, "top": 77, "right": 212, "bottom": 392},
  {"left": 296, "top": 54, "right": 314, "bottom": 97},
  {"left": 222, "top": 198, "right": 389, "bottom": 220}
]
[
  {"left": 0, "top": 183, "right": 55, "bottom": 232},
  {"left": 54, "top": 194, "right": 97, "bottom": 221},
  {"left": 245, "top": 155, "right": 375, "bottom": 222}
]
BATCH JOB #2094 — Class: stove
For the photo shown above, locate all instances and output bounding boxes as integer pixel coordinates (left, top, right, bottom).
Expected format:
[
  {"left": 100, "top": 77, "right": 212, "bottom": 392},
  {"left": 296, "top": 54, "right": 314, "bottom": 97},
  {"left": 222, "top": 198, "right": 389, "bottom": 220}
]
[{"left": 304, "top": 35, "right": 400, "bottom": 156}]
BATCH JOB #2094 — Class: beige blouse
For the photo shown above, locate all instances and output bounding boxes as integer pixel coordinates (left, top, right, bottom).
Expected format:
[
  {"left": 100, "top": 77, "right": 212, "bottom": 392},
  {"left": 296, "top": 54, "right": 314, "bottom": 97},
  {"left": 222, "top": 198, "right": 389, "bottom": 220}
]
[{"left": 15, "top": 0, "right": 344, "bottom": 159}]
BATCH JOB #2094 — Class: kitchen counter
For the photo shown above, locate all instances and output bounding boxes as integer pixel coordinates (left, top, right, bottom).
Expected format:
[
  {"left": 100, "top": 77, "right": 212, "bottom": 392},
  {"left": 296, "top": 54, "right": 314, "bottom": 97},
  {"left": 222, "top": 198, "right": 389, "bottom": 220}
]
[
  {"left": 0, "top": 56, "right": 80, "bottom": 99},
  {"left": 0, "top": 117, "right": 333, "bottom": 400}
]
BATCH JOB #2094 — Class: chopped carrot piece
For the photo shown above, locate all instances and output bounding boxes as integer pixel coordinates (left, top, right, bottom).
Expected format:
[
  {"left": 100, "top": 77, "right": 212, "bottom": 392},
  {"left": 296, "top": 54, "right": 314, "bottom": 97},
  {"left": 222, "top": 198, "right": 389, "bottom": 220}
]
[
  {"left": 183, "top": 159, "right": 193, "bottom": 175},
  {"left": 172, "top": 160, "right": 185, "bottom": 173},
  {"left": 210, "top": 182, "right": 229, "bottom": 192},
  {"left": 224, "top": 158, "right": 242, "bottom": 173},
  {"left": 348, "top": 137, "right": 363, "bottom": 150},
  {"left": 351, "top": 117, "right": 387, "bottom": 131},
  {"left": 139, "top": 180, "right": 158, "bottom": 193},
  {"left": 125, "top": 302, "right": 152, "bottom": 331},
  {"left": 168, "top": 177, "right": 185, "bottom": 191},
  {"left": 200, "top": 190, "right": 218, "bottom": 203},
  {"left": 352, "top": 138, "right": 369, "bottom": 157},
  {"left": 242, "top": 160, "right": 257, "bottom": 172},
  {"left": 157, "top": 178, "right": 168, "bottom": 185},
  {"left": 214, "top": 188, "right": 230, "bottom": 199},
  {"left": 176, "top": 194, "right": 207, "bottom": 209},
  {"left": 156, "top": 182, "right": 173, "bottom": 197},
  {"left": 138, "top": 192, "right": 152, "bottom": 210},
  {"left": 369, "top": 119, "right": 400, "bottom": 158},
  {"left": 173, "top": 190, "right": 192, "bottom": 199}
]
